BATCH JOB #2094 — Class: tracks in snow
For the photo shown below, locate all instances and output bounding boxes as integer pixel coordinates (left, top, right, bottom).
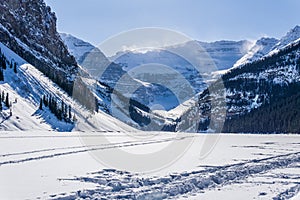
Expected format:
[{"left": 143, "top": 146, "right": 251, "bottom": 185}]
[
  {"left": 0, "top": 135, "right": 192, "bottom": 166},
  {"left": 53, "top": 151, "right": 300, "bottom": 200}
]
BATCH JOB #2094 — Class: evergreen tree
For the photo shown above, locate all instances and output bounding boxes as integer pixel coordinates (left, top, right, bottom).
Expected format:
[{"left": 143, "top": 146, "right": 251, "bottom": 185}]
[
  {"left": 13, "top": 62, "right": 17, "bottom": 73},
  {"left": 43, "top": 95, "right": 48, "bottom": 107},
  {"left": 61, "top": 100, "right": 64, "bottom": 114},
  {"left": 1, "top": 91, "right": 4, "bottom": 102},
  {"left": 68, "top": 105, "right": 72, "bottom": 119},
  {"left": 39, "top": 98, "right": 43, "bottom": 110},
  {"left": 0, "top": 69, "right": 4, "bottom": 81},
  {"left": 41, "top": 94, "right": 73, "bottom": 123},
  {"left": 1, "top": 59, "right": 6, "bottom": 69},
  {"left": 5, "top": 93, "right": 9, "bottom": 108}
]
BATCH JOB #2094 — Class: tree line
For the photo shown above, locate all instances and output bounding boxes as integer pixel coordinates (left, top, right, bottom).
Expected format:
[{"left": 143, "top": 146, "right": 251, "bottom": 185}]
[
  {"left": 0, "top": 47, "right": 18, "bottom": 82},
  {"left": 223, "top": 87, "right": 300, "bottom": 133},
  {"left": 39, "top": 94, "right": 76, "bottom": 123},
  {"left": 0, "top": 89, "right": 14, "bottom": 117}
]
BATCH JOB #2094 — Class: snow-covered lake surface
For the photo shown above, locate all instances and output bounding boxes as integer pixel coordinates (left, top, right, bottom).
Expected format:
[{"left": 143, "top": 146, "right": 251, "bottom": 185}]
[{"left": 0, "top": 132, "right": 300, "bottom": 200}]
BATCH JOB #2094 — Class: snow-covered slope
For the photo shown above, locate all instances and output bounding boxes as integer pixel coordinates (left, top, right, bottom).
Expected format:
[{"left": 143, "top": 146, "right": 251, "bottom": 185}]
[
  {"left": 233, "top": 37, "right": 278, "bottom": 67},
  {"left": 0, "top": 42, "right": 135, "bottom": 132}
]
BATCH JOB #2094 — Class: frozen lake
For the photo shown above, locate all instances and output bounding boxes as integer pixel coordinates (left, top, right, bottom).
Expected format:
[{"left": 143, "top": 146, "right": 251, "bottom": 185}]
[{"left": 0, "top": 132, "right": 299, "bottom": 199}]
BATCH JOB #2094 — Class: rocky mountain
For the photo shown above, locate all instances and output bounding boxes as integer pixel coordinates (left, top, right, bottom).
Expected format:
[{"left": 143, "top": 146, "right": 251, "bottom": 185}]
[
  {"left": 106, "top": 40, "right": 252, "bottom": 109},
  {"left": 234, "top": 26, "right": 300, "bottom": 68},
  {"left": 111, "top": 40, "right": 252, "bottom": 72},
  {"left": 109, "top": 48, "right": 206, "bottom": 108},
  {"left": 60, "top": 33, "right": 111, "bottom": 77},
  {"left": 62, "top": 35, "right": 252, "bottom": 100},
  {"left": 62, "top": 29, "right": 300, "bottom": 133},
  {"left": 61, "top": 36, "right": 220, "bottom": 130},
  {"left": 270, "top": 25, "right": 300, "bottom": 54},
  {"left": 191, "top": 32, "right": 300, "bottom": 133},
  {"left": 233, "top": 37, "right": 279, "bottom": 67},
  {"left": 0, "top": 0, "right": 77, "bottom": 95},
  {"left": 104, "top": 40, "right": 250, "bottom": 112},
  {"left": 60, "top": 34, "right": 168, "bottom": 129},
  {"left": 198, "top": 40, "right": 253, "bottom": 70},
  {"left": 60, "top": 33, "right": 96, "bottom": 64},
  {"left": 0, "top": 0, "right": 135, "bottom": 131},
  {"left": 0, "top": 41, "right": 134, "bottom": 131}
]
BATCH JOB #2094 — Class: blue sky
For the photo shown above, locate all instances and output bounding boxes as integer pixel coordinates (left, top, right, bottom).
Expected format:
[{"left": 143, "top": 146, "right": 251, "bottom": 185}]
[{"left": 45, "top": 0, "right": 300, "bottom": 46}]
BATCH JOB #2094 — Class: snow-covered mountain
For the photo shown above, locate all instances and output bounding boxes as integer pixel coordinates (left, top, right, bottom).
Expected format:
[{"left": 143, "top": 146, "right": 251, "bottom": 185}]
[
  {"left": 198, "top": 40, "right": 253, "bottom": 70},
  {"left": 110, "top": 47, "right": 206, "bottom": 104},
  {"left": 107, "top": 40, "right": 251, "bottom": 110},
  {"left": 60, "top": 34, "right": 169, "bottom": 130},
  {"left": 3, "top": 0, "right": 297, "bottom": 133},
  {"left": 269, "top": 25, "right": 300, "bottom": 55},
  {"left": 106, "top": 40, "right": 252, "bottom": 109},
  {"left": 0, "top": 42, "right": 134, "bottom": 132},
  {"left": 0, "top": 0, "right": 136, "bottom": 132},
  {"left": 62, "top": 35, "right": 252, "bottom": 104},
  {"left": 234, "top": 25, "right": 300, "bottom": 68},
  {"left": 60, "top": 33, "right": 97, "bottom": 64},
  {"left": 192, "top": 36, "right": 300, "bottom": 133},
  {"left": 111, "top": 40, "right": 252, "bottom": 72},
  {"left": 60, "top": 33, "right": 111, "bottom": 77},
  {"left": 233, "top": 37, "right": 279, "bottom": 67},
  {"left": 62, "top": 29, "right": 300, "bottom": 133}
]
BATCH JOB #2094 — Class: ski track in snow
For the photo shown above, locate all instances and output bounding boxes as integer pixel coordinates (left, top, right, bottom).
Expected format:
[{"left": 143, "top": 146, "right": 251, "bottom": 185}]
[
  {"left": 50, "top": 151, "right": 300, "bottom": 199},
  {"left": 0, "top": 135, "right": 192, "bottom": 167},
  {"left": 0, "top": 141, "right": 135, "bottom": 158}
]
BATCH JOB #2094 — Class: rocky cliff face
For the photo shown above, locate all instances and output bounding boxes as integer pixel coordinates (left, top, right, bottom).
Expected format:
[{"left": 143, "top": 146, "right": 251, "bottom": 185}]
[{"left": 0, "top": 0, "right": 77, "bottom": 94}]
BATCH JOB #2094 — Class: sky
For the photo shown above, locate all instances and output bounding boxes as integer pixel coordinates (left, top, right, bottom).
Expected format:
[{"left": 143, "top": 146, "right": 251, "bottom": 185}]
[{"left": 44, "top": 0, "right": 300, "bottom": 46}]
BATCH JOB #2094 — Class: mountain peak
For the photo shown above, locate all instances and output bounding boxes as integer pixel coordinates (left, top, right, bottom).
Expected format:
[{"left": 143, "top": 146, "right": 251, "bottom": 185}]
[
  {"left": 233, "top": 37, "right": 279, "bottom": 68},
  {"left": 289, "top": 25, "right": 300, "bottom": 33},
  {"left": 256, "top": 37, "right": 278, "bottom": 45},
  {"left": 233, "top": 25, "right": 300, "bottom": 68},
  {"left": 266, "top": 25, "right": 300, "bottom": 56},
  {"left": 282, "top": 25, "right": 300, "bottom": 41}
]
